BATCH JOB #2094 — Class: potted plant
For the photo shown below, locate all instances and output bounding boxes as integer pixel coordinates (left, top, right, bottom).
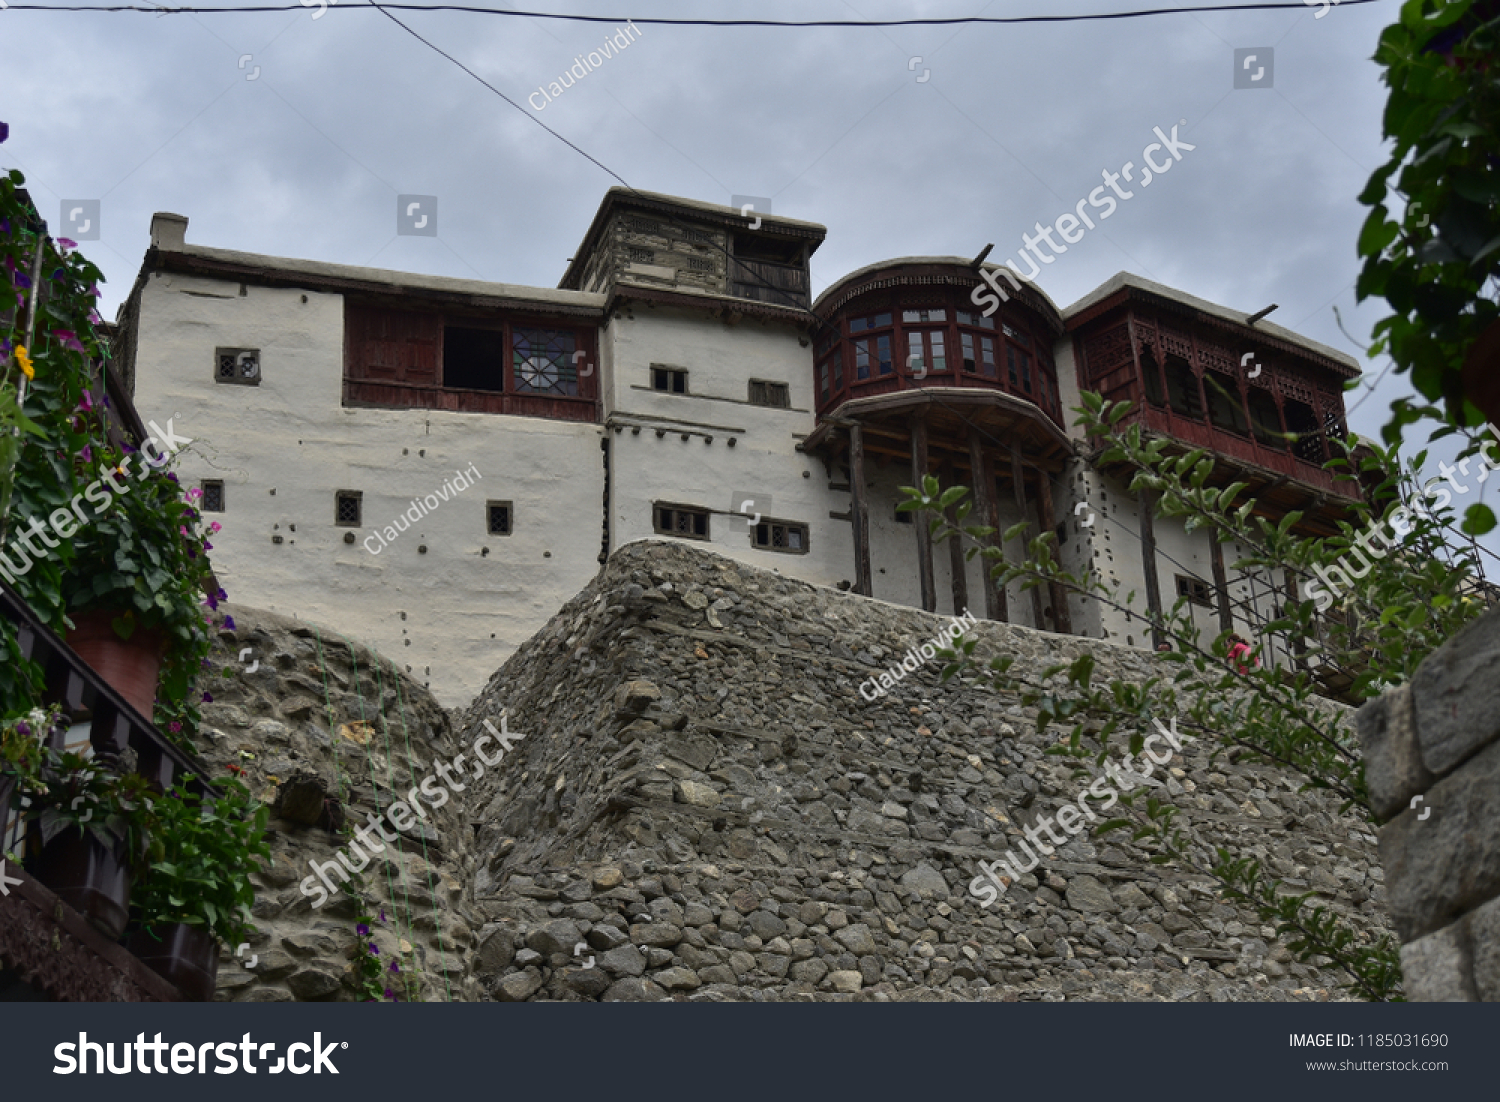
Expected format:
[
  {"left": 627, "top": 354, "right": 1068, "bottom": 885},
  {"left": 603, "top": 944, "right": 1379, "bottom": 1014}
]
[
  {"left": 0, "top": 706, "right": 154, "bottom": 939},
  {"left": 60, "top": 456, "right": 224, "bottom": 723},
  {"left": 126, "top": 778, "right": 270, "bottom": 1001}
]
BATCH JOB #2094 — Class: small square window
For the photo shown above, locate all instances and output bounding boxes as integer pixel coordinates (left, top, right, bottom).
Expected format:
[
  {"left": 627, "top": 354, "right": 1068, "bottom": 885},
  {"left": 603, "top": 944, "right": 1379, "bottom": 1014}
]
[
  {"left": 215, "top": 347, "right": 260, "bottom": 386},
  {"left": 652, "top": 367, "right": 688, "bottom": 394},
  {"left": 629, "top": 247, "right": 656, "bottom": 264},
  {"left": 752, "top": 519, "right": 809, "bottom": 554},
  {"left": 1175, "top": 574, "right": 1213, "bottom": 607},
  {"left": 895, "top": 507, "right": 912, "bottom": 525},
  {"left": 685, "top": 256, "right": 714, "bottom": 273},
  {"left": 654, "top": 503, "right": 709, "bottom": 540},
  {"left": 749, "top": 379, "right": 790, "bottom": 408},
  {"left": 336, "top": 491, "right": 362, "bottom": 527},
  {"left": 201, "top": 480, "right": 225, "bottom": 513},
  {"left": 487, "top": 501, "right": 512, "bottom": 536}
]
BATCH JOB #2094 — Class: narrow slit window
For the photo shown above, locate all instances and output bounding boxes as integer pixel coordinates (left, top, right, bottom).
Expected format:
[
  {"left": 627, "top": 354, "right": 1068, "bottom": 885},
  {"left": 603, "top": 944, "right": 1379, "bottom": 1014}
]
[{"left": 487, "top": 501, "right": 512, "bottom": 535}]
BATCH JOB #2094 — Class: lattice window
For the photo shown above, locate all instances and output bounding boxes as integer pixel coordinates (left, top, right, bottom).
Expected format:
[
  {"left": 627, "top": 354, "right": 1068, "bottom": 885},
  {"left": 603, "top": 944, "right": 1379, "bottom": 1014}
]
[
  {"left": 629, "top": 247, "right": 656, "bottom": 264},
  {"left": 630, "top": 218, "right": 663, "bottom": 235},
  {"left": 200, "top": 480, "right": 225, "bottom": 513},
  {"left": 685, "top": 256, "right": 715, "bottom": 273},
  {"left": 215, "top": 347, "right": 260, "bottom": 386},
  {"left": 487, "top": 501, "right": 512, "bottom": 535},
  {"left": 654, "top": 504, "right": 709, "bottom": 540},
  {"left": 336, "top": 491, "right": 362, "bottom": 527},
  {"left": 752, "top": 519, "right": 808, "bottom": 553},
  {"left": 513, "top": 328, "right": 579, "bottom": 396}
]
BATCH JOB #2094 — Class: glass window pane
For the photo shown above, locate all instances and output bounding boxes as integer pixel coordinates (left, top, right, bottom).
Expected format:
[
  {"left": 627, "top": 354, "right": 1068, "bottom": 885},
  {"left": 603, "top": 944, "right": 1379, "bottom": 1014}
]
[
  {"left": 855, "top": 339, "right": 870, "bottom": 380},
  {"left": 961, "top": 332, "right": 976, "bottom": 371},
  {"left": 931, "top": 331, "right": 945, "bottom": 371},
  {"left": 819, "top": 363, "right": 829, "bottom": 401},
  {"left": 513, "top": 328, "right": 578, "bottom": 396},
  {"left": 874, "top": 312, "right": 891, "bottom": 327},
  {"left": 907, "top": 331, "right": 923, "bottom": 372},
  {"left": 981, "top": 336, "right": 996, "bottom": 377},
  {"left": 1007, "top": 345, "right": 1019, "bottom": 388},
  {"left": 877, "top": 335, "right": 893, "bottom": 374}
]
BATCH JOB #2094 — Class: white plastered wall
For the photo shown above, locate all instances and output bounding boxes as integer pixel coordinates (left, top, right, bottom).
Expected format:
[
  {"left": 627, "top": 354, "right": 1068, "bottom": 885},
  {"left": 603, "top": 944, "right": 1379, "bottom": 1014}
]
[{"left": 129, "top": 271, "right": 605, "bottom": 707}]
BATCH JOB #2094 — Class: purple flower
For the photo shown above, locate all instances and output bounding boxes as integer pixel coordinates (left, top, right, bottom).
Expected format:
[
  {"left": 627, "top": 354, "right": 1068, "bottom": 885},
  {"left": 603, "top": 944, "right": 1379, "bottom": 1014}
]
[
  {"left": 217, "top": 587, "right": 228, "bottom": 601},
  {"left": 79, "top": 446, "right": 92, "bottom": 463},
  {"left": 168, "top": 720, "right": 182, "bottom": 733},
  {"left": 384, "top": 988, "right": 396, "bottom": 1000},
  {"left": 203, "top": 592, "right": 219, "bottom": 611},
  {"left": 15, "top": 721, "right": 30, "bottom": 738},
  {"left": 368, "top": 943, "right": 379, "bottom": 955},
  {"left": 57, "top": 239, "right": 77, "bottom": 251},
  {"left": 357, "top": 923, "right": 371, "bottom": 937},
  {"left": 203, "top": 541, "right": 213, "bottom": 551},
  {"left": 379, "top": 909, "right": 387, "bottom": 923},
  {"left": 0, "top": 122, "right": 8, "bottom": 144},
  {"left": 201, "top": 691, "right": 213, "bottom": 703},
  {"left": 52, "top": 330, "right": 85, "bottom": 354},
  {"left": 223, "top": 615, "right": 236, "bottom": 631},
  {"left": 166, "top": 472, "right": 177, "bottom": 482},
  {"left": 77, "top": 391, "right": 94, "bottom": 413},
  {"left": 389, "top": 961, "right": 400, "bottom": 973}
]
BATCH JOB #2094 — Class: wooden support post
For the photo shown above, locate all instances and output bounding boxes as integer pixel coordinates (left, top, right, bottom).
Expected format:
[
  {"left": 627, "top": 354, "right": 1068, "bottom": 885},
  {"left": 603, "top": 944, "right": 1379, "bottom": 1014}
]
[
  {"left": 967, "top": 428, "right": 1006, "bottom": 622},
  {"left": 1284, "top": 567, "right": 1307, "bottom": 672},
  {"left": 943, "top": 459, "right": 968, "bottom": 617},
  {"left": 1138, "top": 488, "right": 1165, "bottom": 649},
  {"left": 1210, "top": 531, "right": 1233, "bottom": 633},
  {"left": 1034, "top": 470, "right": 1072, "bottom": 635},
  {"left": 911, "top": 415, "right": 937, "bottom": 612},
  {"left": 1011, "top": 447, "right": 1045, "bottom": 629},
  {"left": 849, "top": 424, "right": 872, "bottom": 597}
]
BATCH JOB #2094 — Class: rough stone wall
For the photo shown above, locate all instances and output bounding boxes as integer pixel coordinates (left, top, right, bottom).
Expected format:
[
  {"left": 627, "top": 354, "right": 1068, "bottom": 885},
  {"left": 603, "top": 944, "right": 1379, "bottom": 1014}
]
[
  {"left": 1357, "top": 606, "right": 1500, "bottom": 1001},
  {"left": 197, "top": 607, "right": 485, "bottom": 1001},
  {"left": 456, "top": 538, "right": 1389, "bottom": 1002}
]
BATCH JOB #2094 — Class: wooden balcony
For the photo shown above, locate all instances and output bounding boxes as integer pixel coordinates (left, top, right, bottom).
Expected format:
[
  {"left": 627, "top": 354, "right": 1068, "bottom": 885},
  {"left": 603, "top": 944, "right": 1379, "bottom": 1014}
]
[{"left": 0, "top": 581, "right": 216, "bottom": 1000}]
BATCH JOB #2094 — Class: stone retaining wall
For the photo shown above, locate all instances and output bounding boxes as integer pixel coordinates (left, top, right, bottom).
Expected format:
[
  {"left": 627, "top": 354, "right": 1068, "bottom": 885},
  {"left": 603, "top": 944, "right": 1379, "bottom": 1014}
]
[
  {"left": 1357, "top": 606, "right": 1500, "bottom": 1001},
  {"left": 457, "top": 538, "right": 1388, "bottom": 1001}
]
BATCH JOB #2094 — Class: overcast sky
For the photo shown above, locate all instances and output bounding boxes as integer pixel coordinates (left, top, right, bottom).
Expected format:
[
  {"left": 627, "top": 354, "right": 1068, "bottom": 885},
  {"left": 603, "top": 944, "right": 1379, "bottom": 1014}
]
[{"left": 6, "top": 0, "right": 1492, "bottom": 544}]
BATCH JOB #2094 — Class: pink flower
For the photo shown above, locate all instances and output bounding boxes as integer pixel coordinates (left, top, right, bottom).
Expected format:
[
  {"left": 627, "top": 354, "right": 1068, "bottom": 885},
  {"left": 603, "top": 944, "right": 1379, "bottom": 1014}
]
[
  {"left": 209, "top": 521, "right": 221, "bottom": 533},
  {"left": 57, "top": 238, "right": 77, "bottom": 251},
  {"left": 52, "top": 330, "right": 85, "bottom": 353},
  {"left": 186, "top": 487, "right": 203, "bottom": 501}
]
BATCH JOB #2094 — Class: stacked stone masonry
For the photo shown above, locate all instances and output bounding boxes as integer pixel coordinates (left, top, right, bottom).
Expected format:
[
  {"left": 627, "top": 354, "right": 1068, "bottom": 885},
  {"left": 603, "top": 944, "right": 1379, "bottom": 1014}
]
[
  {"left": 1357, "top": 606, "right": 1500, "bottom": 1001},
  {"left": 203, "top": 540, "right": 1390, "bottom": 1001}
]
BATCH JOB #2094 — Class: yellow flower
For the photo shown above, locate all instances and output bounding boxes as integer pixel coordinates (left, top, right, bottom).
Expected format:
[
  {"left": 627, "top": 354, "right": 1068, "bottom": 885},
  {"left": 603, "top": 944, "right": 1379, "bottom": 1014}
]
[{"left": 15, "top": 345, "right": 33, "bottom": 380}]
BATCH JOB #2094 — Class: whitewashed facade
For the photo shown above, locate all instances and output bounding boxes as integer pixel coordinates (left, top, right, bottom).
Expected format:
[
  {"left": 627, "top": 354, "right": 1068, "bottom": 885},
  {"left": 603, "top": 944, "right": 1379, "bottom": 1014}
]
[{"left": 118, "top": 191, "right": 1360, "bottom": 706}]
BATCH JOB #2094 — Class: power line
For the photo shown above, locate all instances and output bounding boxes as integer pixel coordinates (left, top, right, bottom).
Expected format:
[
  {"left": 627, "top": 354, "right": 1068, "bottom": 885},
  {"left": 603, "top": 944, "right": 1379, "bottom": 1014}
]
[{"left": 2, "top": 0, "right": 1385, "bottom": 20}]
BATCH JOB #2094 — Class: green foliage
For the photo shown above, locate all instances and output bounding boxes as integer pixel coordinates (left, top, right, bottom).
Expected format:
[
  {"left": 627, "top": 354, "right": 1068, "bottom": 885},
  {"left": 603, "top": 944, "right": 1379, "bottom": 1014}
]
[
  {"left": 1, "top": 705, "right": 155, "bottom": 855},
  {"left": 347, "top": 891, "right": 420, "bottom": 1002},
  {"left": 0, "top": 161, "right": 228, "bottom": 745},
  {"left": 129, "top": 779, "right": 270, "bottom": 949},
  {"left": 1356, "top": 0, "right": 1500, "bottom": 447},
  {"left": 895, "top": 394, "right": 1496, "bottom": 1000}
]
